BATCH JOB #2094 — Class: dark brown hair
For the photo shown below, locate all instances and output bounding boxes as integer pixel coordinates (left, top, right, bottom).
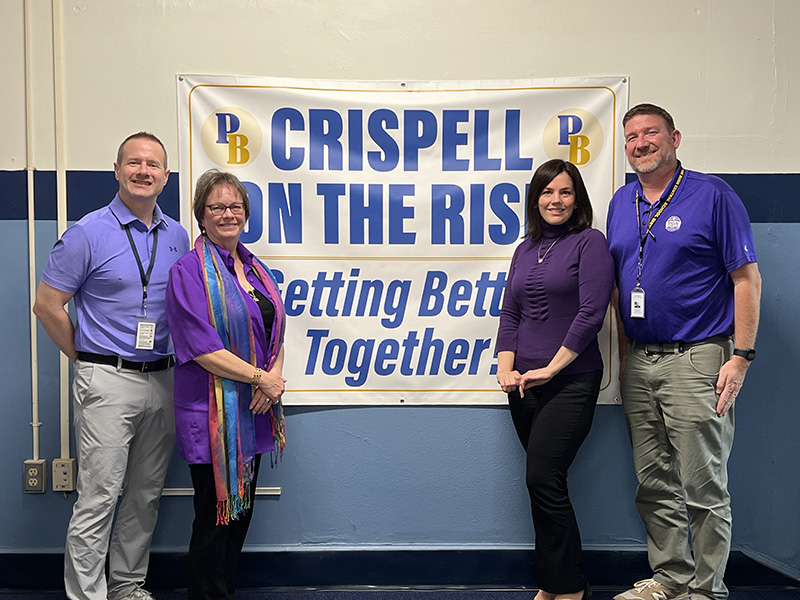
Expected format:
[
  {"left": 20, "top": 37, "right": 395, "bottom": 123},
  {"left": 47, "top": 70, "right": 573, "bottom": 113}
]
[{"left": 525, "top": 159, "right": 593, "bottom": 241}]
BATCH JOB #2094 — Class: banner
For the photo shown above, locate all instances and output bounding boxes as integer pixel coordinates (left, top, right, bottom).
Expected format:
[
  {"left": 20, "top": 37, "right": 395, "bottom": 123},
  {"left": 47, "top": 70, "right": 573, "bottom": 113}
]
[{"left": 177, "top": 75, "right": 628, "bottom": 405}]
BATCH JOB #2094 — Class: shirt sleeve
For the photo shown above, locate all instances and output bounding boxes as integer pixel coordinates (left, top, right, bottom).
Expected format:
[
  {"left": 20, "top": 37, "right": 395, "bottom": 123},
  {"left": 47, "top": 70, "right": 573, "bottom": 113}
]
[
  {"left": 714, "top": 187, "right": 758, "bottom": 273},
  {"left": 496, "top": 244, "right": 523, "bottom": 353},
  {"left": 40, "top": 225, "right": 91, "bottom": 294},
  {"left": 165, "top": 255, "right": 227, "bottom": 365},
  {"left": 561, "top": 229, "right": 615, "bottom": 354}
]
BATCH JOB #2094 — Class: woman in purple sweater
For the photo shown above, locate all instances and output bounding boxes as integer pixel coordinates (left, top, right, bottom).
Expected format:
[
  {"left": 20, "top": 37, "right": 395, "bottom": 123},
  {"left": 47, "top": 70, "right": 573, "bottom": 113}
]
[{"left": 496, "top": 159, "right": 614, "bottom": 600}]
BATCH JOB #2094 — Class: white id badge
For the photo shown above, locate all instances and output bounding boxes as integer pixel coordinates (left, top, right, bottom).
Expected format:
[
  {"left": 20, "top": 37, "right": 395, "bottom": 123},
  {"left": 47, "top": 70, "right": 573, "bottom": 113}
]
[
  {"left": 630, "top": 287, "right": 645, "bottom": 319},
  {"left": 136, "top": 318, "right": 157, "bottom": 350}
]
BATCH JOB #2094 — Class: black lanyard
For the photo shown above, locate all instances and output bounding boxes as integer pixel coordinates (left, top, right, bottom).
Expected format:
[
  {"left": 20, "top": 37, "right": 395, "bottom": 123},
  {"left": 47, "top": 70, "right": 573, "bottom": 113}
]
[
  {"left": 634, "top": 168, "right": 684, "bottom": 287},
  {"left": 124, "top": 224, "right": 159, "bottom": 316}
]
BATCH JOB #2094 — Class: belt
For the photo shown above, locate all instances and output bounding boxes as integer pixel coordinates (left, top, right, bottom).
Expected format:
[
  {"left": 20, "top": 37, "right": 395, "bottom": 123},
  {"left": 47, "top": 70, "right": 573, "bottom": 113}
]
[
  {"left": 77, "top": 351, "right": 175, "bottom": 373},
  {"left": 633, "top": 341, "right": 686, "bottom": 355},
  {"left": 632, "top": 335, "right": 731, "bottom": 356}
]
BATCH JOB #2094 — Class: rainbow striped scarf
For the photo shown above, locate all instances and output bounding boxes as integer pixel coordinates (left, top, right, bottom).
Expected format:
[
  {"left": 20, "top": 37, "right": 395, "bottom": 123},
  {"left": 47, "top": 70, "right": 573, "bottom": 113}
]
[{"left": 196, "top": 235, "right": 286, "bottom": 525}]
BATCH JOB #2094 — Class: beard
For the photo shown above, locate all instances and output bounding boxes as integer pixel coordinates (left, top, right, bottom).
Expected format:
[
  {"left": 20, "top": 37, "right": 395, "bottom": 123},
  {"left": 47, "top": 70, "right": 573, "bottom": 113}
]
[{"left": 628, "top": 146, "right": 676, "bottom": 175}]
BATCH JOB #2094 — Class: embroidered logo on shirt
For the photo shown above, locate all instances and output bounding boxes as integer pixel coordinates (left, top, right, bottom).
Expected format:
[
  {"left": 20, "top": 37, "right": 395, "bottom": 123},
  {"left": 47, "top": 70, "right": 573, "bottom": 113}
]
[{"left": 665, "top": 216, "right": 682, "bottom": 232}]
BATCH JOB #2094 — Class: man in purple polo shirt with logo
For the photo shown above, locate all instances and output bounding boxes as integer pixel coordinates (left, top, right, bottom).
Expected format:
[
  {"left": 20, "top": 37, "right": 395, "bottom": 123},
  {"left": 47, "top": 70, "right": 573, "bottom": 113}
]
[
  {"left": 606, "top": 104, "right": 761, "bottom": 600},
  {"left": 33, "top": 133, "right": 189, "bottom": 600}
]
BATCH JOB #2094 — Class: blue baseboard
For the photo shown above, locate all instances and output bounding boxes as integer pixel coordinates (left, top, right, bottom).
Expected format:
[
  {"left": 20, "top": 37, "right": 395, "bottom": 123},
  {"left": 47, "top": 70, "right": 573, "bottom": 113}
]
[{"left": 0, "top": 550, "right": 797, "bottom": 591}]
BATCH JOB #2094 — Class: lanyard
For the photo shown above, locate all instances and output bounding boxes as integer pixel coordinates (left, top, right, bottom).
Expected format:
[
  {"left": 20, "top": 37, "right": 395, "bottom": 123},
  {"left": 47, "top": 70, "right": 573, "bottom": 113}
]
[
  {"left": 634, "top": 167, "right": 684, "bottom": 286},
  {"left": 124, "top": 224, "right": 159, "bottom": 316}
]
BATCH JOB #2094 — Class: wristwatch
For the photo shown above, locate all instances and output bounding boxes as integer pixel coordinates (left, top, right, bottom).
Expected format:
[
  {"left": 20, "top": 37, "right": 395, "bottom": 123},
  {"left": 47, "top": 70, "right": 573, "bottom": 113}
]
[{"left": 733, "top": 347, "right": 756, "bottom": 361}]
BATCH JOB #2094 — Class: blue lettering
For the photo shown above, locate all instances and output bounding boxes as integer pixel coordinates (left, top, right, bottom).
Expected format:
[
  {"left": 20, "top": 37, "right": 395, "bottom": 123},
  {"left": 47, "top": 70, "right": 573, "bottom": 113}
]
[
  {"left": 473, "top": 110, "right": 502, "bottom": 171},
  {"left": 317, "top": 183, "right": 345, "bottom": 244},
  {"left": 309, "top": 109, "right": 343, "bottom": 170},
  {"left": 431, "top": 184, "right": 465, "bottom": 245},
  {"left": 367, "top": 109, "right": 399, "bottom": 171},
  {"left": 419, "top": 271, "right": 447, "bottom": 316},
  {"left": 350, "top": 184, "right": 383, "bottom": 244},
  {"left": 322, "top": 338, "right": 347, "bottom": 375},
  {"left": 388, "top": 184, "right": 416, "bottom": 244},
  {"left": 271, "top": 107, "right": 305, "bottom": 170},
  {"left": 348, "top": 110, "right": 363, "bottom": 171},
  {"left": 215, "top": 112, "right": 240, "bottom": 144},
  {"left": 240, "top": 181, "right": 263, "bottom": 244},
  {"left": 284, "top": 279, "right": 308, "bottom": 317},
  {"left": 403, "top": 110, "right": 438, "bottom": 171},
  {"left": 558, "top": 115, "right": 583, "bottom": 145},
  {"left": 345, "top": 339, "right": 374, "bottom": 386},
  {"left": 442, "top": 110, "right": 470, "bottom": 171},
  {"left": 444, "top": 339, "right": 469, "bottom": 375},
  {"left": 267, "top": 182, "right": 303, "bottom": 243},
  {"left": 305, "top": 329, "right": 329, "bottom": 374},
  {"left": 382, "top": 279, "right": 411, "bottom": 328},
  {"left": 488, "top": 183, "right": 521, "bottom": 245},
  {"left": 447, "top": 280, "right": 472, "bottom": 317},
  {"left": 470, "top": 183, "right": 485, "bottom": 244},
  {"left": 374, "top": 339, "right": 399, "bottom": 376}
]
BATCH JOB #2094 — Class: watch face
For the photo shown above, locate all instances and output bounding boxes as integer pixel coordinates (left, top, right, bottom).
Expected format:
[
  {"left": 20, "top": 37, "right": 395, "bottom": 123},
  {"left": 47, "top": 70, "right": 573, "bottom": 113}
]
[{"left": 734, "top": 348, "right": 755, "bottom": 361}]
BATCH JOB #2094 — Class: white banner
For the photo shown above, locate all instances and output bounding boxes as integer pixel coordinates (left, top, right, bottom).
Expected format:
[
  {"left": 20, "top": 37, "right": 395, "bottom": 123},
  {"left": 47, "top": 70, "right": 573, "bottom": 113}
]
[{"left": 176, "top": 75, "right": 628, "bottom": 405}]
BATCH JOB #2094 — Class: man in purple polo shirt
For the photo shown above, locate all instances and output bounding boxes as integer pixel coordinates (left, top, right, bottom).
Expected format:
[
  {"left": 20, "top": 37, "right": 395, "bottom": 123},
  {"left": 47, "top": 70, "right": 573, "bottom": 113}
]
[
  {"left": 33, "top": 133, "right": 189, "bottom": 600},
  {"left": 606, "top": 104, "right": 761, "bottom": 600}
]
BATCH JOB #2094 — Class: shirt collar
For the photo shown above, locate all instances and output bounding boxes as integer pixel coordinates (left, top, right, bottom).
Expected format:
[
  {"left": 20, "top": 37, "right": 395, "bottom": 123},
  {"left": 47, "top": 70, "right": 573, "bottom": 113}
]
[
  {"left": 631, "top": 161, "right": 684, "bottom": 206},
  {"left": 110, "top": 193, "right": 167, "bottom": 230},
  {"left": 207, "top": 237, "right": 253, "bottom": 267}
]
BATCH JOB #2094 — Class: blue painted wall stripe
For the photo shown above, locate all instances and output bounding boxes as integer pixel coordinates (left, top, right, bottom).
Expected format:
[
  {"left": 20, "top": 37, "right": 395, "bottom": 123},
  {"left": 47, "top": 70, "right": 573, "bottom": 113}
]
[{"left": 2, "top": 170, "right": 798, "bottom": 224}]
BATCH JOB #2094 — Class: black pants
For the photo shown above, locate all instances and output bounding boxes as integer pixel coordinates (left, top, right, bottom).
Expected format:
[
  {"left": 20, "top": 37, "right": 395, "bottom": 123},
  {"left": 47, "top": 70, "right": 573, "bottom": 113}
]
[
  {"left": 188, "top": 454, "right": 261, "bottom": 600},
  {"left": 508, "top": 370, "right": 601, "bottom": 594}
]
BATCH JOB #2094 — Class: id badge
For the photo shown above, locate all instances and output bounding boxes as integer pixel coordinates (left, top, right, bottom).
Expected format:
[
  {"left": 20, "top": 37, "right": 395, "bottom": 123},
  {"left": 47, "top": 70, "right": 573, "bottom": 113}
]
[
  {"left": 136, "top": 318, "right": 157, "bottom": 350},
  {"left": 630, "top": 287, "right": 645, "bottom": 319}
]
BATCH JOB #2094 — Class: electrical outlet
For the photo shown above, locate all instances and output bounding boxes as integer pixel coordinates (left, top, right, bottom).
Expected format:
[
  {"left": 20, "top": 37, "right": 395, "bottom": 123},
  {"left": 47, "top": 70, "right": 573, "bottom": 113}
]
[
  {"left": 53, "top": 458, "right": 77, "bottom": 492},
  {"left": 24, "top": 459, "right": 46, "bottom": 493}
]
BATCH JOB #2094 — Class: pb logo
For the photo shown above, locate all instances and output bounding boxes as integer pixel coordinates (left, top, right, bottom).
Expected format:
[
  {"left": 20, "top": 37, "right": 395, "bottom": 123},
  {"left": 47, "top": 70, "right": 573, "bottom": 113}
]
[
  {"left": 542, "top": 109, "right": 604, "bottom": 167},
  {"left": 201, "top": 107, "right": 262, "bottom": 169}
]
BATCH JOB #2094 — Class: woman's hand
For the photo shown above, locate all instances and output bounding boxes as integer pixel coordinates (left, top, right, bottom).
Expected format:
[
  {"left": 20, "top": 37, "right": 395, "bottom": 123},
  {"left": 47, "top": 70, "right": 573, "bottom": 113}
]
[
  {"left": 518, "top": 367, "right": 556, "bottom": 393},
  {"left": 249, "top": 388, "right": 273, "bottom": 415},
  {"left": 251, "top": 368, "right": 286, "bottom": 413},
  {"left": 496, "top": 370, "right": 521, "bottom": 393}
]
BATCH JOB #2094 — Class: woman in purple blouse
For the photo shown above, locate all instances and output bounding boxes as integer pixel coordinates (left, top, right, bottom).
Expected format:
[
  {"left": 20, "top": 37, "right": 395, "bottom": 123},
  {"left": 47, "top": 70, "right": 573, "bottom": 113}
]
[
  {"left": 165, "top": 170, "right": 286, "bottom": 600},
  {"left": 496, "top": 159, "right": 614, "bottom": 600}
]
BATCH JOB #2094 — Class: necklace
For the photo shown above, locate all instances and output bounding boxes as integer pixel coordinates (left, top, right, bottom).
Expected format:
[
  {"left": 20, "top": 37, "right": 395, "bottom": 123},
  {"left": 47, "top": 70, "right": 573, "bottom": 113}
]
[
  {"left": 537, "top": 235, "right": 564, "bottom": 263},
  {"left": 246, "top": 288, "right": 259, "bottom": 302}
]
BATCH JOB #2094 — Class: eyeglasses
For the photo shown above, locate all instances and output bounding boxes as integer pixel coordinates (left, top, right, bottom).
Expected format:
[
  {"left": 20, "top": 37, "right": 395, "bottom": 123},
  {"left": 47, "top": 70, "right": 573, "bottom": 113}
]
[{"left": 206, "top": 203, "right": 245, "bottom": 216}]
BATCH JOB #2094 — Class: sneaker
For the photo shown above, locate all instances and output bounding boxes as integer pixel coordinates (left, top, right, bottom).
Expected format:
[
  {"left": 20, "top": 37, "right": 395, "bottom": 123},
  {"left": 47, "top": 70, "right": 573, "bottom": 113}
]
[
  {"left": 613, "top": 579, "right": 687, "bottom": 600},
  {"left": 117, "top": 588, "right": 156, "bottom": 600}
]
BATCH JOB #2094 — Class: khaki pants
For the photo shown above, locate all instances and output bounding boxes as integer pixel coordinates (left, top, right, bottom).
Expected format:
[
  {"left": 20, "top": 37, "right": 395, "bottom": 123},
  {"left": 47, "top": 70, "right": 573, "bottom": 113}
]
[
  {"left": 621, "top": 336, "right": 735, "bottom": 600},
  {"left": 65, "top": 361, "right": 175, "bottom": 600}
]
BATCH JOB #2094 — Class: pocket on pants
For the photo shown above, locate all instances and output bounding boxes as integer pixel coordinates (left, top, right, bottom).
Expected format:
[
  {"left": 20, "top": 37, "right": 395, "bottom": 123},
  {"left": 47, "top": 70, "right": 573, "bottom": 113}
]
[
  {"left": 72, "top": 360, "right": 97, "bottom": 407},
  {"left": 687, "top": 342, "right": 726, "bottom": 377}
]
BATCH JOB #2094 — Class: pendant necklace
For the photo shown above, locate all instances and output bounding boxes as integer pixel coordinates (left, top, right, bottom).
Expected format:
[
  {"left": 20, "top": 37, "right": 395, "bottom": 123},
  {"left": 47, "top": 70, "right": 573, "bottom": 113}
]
[{"left": 537, "top": 235, "right": 564, "bottom": 263}]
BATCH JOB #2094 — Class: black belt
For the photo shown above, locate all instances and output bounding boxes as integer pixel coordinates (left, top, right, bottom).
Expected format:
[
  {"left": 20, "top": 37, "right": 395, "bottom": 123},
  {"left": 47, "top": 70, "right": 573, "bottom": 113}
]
[
  {"left": 77, "top": 351, "right": 175, "bottom": 373},
  {"left": 633, "top": 341, "right": 686, "bottom": 355},
  {"left": 632, "top": 335, "right": 731, "bottom": 356}
]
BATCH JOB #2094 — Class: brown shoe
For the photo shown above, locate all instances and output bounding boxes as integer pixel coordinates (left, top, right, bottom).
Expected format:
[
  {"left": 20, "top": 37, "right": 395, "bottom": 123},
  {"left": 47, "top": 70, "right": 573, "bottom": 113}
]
[{"left": 613, "top": 579, "right": 687, "bottom": 600}]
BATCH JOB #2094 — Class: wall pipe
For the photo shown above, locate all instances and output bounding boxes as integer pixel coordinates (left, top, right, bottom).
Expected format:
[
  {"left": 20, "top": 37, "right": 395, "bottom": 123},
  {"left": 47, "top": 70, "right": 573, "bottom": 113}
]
[
  {"left": 52, "top": 0, "right": 70, "bottom": 459},
  {"left": 24, "top": 0, "right": 41, "bottom": 462}
]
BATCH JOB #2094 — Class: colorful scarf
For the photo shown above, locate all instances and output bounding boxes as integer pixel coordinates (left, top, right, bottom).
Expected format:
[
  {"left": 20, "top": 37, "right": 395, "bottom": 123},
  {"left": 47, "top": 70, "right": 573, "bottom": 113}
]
[{"left": 195, "top": 235, "right": 286, "bottom": 525}]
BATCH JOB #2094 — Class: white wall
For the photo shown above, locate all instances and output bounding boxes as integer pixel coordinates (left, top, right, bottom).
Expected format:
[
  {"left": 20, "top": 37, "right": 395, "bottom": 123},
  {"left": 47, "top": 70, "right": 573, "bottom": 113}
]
[{"left": 2, "top": 0, "right": 798, "bottom": 173}]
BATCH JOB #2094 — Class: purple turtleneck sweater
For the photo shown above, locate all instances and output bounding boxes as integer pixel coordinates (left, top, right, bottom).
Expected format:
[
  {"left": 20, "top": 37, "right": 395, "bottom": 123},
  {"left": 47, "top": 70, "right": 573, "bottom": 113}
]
[{"left": 496, "top": 222, "right": 614, "bottom": 375}]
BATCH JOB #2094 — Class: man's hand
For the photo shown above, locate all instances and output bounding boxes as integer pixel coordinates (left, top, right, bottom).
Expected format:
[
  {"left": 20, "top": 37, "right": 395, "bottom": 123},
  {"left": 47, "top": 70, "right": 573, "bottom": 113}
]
[{"left": 715, "top": 356, "right": 749, "bottom": 417}]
